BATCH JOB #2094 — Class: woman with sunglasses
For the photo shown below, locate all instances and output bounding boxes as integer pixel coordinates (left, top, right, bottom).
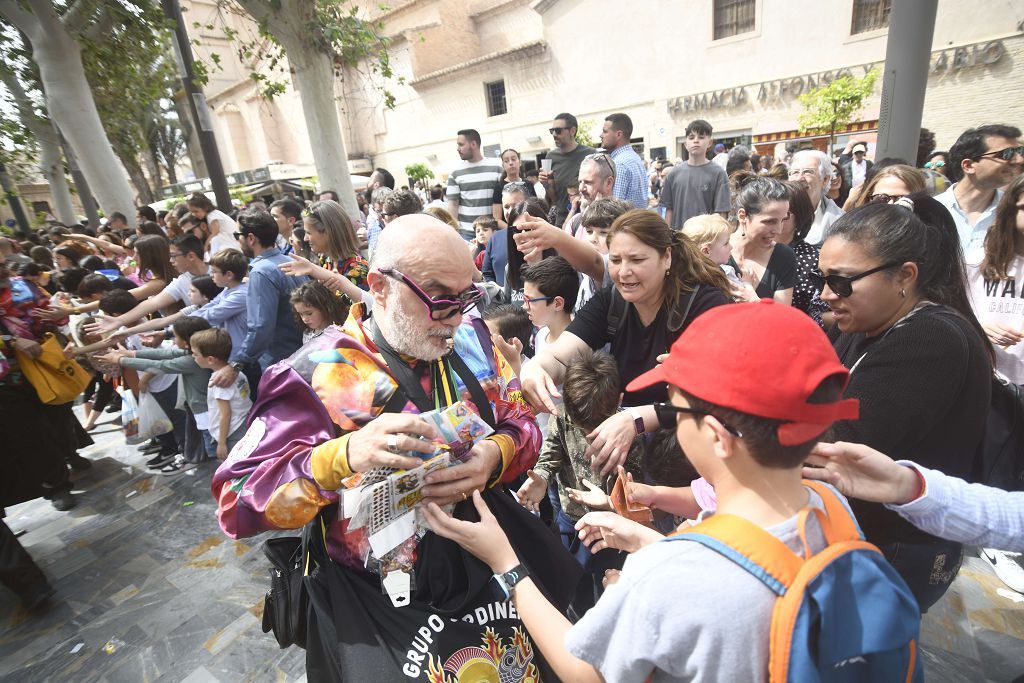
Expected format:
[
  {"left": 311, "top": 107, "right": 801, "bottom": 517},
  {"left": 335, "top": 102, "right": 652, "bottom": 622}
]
[
  {"left": 818, "top": 194, "right": 992, "bottom": 612},
  {"left": 521, "top": 209, "right": 732, "bottom": 477},
  {"left": 846, "top": 163, "right": 926, "bottom": 210},
  {"left": 279, "top": 201, "right": 373, "bottom": 315}
]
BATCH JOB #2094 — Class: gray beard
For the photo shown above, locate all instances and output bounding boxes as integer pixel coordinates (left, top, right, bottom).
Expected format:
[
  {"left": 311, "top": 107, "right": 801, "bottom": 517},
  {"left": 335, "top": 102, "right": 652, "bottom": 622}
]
[{"left": 377, "top": 288, "right": 452, "bottom": 361}]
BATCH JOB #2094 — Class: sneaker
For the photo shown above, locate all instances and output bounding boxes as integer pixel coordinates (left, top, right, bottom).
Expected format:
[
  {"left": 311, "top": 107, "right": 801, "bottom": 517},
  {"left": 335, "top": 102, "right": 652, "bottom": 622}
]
[
  {"left": 50, "top": 490, "right": 77, "bottom": 512},
  {"left": 980, "top": 548, "right": 1024, "bottom": 593},
  {"left": 138, "top": 441, "right": 162, "bottom": 455},
  {"left": 157, "top": 454, "right": 197, "bottom": 476},
  {"left": 146, "top": 449, "right": 180, "bottom": 468}
]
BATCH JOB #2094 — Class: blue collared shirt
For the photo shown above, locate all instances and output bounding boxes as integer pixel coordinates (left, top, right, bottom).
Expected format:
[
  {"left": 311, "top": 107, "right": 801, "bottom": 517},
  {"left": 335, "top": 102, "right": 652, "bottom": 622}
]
[
  {"left": 935, "top": 184, "right": 1002, "bottom": 254},
  {"left": 609, "top": 145, "right": 649, "bottom": 209},
  {"left": 232, "top": 247, "right": 308, "bottom": 369},
  {"left": 193, "top": 282, "right": 249, "bottom": 357},
  {"left": 366, "top": 209, "right": 383, "bottom": 257}
]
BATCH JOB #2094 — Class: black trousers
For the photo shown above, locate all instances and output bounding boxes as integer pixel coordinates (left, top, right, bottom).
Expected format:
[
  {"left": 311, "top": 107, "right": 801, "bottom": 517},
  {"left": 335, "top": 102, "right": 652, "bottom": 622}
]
[{"left": 0, "top": 516, "right": 47, "bottom": 597}]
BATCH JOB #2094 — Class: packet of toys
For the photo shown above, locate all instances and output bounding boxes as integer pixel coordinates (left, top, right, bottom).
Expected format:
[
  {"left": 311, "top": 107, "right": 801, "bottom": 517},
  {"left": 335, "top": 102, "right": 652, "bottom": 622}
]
[{"left": 417, "top": 401, "right": 493, "bottom": 462}]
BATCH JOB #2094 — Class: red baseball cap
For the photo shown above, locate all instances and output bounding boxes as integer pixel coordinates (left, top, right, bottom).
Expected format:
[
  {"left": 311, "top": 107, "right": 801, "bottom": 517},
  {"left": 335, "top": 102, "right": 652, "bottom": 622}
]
[{"left": 627, "top": 299, "right": 859, "bottom": 446}]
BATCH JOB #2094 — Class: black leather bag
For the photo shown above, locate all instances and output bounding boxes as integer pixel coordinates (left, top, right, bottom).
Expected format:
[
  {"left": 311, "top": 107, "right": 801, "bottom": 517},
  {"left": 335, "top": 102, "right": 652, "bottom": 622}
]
[
  {"left": 974, "top": 374, "right": 1024, "bottom": 491},
  {"left": 261, "top": 527, "right": 313, "bottom": 649}
]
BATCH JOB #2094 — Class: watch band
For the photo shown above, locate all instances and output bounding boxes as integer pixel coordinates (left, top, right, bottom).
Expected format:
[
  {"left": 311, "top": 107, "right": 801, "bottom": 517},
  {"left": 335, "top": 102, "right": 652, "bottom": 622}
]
[
  {"left": 627, "top": 407, "right": 644, "bottom": 435},
  {"left": 491, "top": 563, "right": 528, "bottom": 601}
]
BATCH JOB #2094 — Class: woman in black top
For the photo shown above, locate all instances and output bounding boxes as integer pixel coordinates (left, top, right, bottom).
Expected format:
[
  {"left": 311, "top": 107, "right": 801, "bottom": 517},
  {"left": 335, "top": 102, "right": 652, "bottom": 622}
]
[
  {"left": 780, "top": 181, "right": 829, "bottom": 327},
  {"left": 817, "top": 194, "right": 992, "bottom": 612},
  {"left": 491, "top": 149, "right": 534, "bottom": 228},
  {"left": 521, "top": 209, "right": 732, "bottom": 475},
  {"left": 728, "top": 173, "right": 797, "bottom": 304}
]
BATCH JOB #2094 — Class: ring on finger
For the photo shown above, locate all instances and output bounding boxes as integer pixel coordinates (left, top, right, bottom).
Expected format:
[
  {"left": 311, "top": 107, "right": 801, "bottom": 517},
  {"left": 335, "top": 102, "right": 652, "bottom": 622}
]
[
  {"left": 387, "top": 434, "right": 400, "bottom": 454},
  {"left": 461, "top": 491, "right": 468, "bottom": 502}
]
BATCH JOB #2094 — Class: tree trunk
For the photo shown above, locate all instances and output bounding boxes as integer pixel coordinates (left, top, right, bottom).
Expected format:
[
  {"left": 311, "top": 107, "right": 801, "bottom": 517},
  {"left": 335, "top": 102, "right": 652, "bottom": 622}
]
[
  {"left": 236, "top": 0, "right": 359, "bottom": 220},
  {"left": 0, "top": 71, "right": 77, "bottom": 225},
  {"left": 119, "top": 150, "right": 154, "bottom": 205},
  {"left": 0, "top": 0, "right": 136, "bottom": 219},
  {"left": 146, "top": 140, "right": 164, "bottom": 193},
  {"left": 164, "top": 158, "right": 179, "bottom": 186},
  {"left": 59, "top": 128, "right": 99, "bottom": 227},
  {"left": 173, "top": 92, "right": 206, "bottom": 179}
]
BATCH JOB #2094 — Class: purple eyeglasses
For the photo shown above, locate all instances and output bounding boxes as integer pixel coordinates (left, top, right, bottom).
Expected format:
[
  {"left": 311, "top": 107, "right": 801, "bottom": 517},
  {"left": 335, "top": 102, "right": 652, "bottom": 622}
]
[{"left": 378, "top": 268, "right": 482, "bottom": 320}]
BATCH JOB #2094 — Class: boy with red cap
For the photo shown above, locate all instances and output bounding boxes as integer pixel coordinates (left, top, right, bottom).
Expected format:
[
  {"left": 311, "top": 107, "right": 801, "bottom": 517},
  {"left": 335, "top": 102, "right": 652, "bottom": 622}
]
[{"left": 424, "top": 299, "right": 862, "bottom": 681}]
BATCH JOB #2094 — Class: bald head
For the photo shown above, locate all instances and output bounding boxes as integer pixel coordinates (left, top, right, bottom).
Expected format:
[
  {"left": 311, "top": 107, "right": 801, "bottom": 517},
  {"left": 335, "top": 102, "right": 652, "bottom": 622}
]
[{"left": 371, "top": 214, "right": 472, "bottom": 274}]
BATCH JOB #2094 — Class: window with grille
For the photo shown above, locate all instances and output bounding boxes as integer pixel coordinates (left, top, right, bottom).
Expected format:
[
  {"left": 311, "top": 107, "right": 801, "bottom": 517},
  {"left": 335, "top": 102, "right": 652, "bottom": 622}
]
[
  {"left": 485, "top": 80, "right": 507, "bottom": 117},
  {"left": 713, "top": 0, "right": 755, "bottom": 40},
  {"left": 851, "top": 0, "right": 891, "bottom": 34}
]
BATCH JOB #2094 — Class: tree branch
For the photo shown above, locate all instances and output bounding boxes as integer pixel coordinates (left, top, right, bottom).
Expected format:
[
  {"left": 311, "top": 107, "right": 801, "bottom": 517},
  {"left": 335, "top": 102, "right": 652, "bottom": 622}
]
[
  {"left": 60, "top": 0, "right": 98, "bottom": 36},
  {"left": 0, "top": 0, "right": 42, "bottom": 37},
  {"left": 232, "top": 0, "right": 274, "bottom": 25}
]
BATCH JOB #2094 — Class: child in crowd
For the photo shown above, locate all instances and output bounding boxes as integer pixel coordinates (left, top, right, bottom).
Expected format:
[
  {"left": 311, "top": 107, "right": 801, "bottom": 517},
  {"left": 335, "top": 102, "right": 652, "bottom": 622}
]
[
  {"left": 517, "top": 350, "right": 644, "bottom": 574},
  {"left": 181, "top": 275, "right": 223, "bottom": 314},
  {"left": 189, "top": 328, "right": 252, "bottom": 460},
  {"left": 481, "top": 303, "right": 534, "bottom": 376},
  {"left": 574, "top": 198, "right": 631, "bottom": 311},
  {"left": 290, "top": 280, "right": 350, "bottom": 343},
  {"left": 425, "top": 301, "right": 875, "bottom": 681},
  {"left": 100, "top": 316, "right": 214, "bottom": 473},
  {"left": 472, "top": 216, "right": 497, "bottom": 271},
  {"left": 682, "top": 213, "right": 757, "bottom": 300},
  {"left": 520, "top": 256, "right": 577, "bottom": 356}
]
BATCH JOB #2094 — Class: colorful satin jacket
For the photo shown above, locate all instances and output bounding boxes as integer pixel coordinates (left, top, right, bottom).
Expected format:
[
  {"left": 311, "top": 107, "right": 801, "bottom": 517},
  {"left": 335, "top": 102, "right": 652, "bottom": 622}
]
[{"left": 211, "top": 308, "right": 540, "bottom": 569}]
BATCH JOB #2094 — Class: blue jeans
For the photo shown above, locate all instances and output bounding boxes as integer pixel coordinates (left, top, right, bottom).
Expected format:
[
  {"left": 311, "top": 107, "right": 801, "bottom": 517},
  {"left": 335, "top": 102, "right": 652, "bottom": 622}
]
[{"left": 882, "top": 539, "right": 964, "bottom": 613}]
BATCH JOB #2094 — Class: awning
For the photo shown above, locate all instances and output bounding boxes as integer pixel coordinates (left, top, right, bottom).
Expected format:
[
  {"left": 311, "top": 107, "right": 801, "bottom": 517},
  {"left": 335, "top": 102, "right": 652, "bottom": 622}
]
[{"left": 752, "top": 120, "right": 878, "bottom": 145}]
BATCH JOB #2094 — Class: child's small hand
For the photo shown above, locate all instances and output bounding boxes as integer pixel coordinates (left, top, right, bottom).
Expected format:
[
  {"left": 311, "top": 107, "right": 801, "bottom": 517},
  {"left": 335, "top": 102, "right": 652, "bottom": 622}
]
[
  {"left": 619, "top": 466, "right": 656, "bottom": 509},
  {"left": 139, "top": 332, "right": 163, "bottom": 348},
  {"left": 137, "top": 376, "right": 150, "bottom": 393},
  {"left": 515, "top": 470, "right": 547, "bottom": 513},
  {"left": 216, "top": 443, "right": 228, "bottom": 461},
  {"left": 63, "top": 342, "right": 79, "bottom": 359},
  {"left": 566, "top": 480, "right": 612, "bottom": 511}
]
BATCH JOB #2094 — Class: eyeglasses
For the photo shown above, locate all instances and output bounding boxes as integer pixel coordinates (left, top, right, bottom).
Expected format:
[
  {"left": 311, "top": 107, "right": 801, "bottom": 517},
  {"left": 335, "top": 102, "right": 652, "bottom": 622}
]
[
  {"left": 585, "top": 153, "right": 614, "bottom": 176},
  {"left": 974, "top": 146, "right": 1024, "bottom": 162},
  {"left": 232, "top": 231, "right": 251, "bottom": 240},
  {"left": 378, "top": 268, "right": 483, "bottom": 320},
  {"left": 548, "top": 127, "right": 566, "bottom": 135},
  {"left": 653, "top": 402, "right": 742, "bottom": 437},
  {"left": 923, "top": 160, "right": 945, "bottom": 169},
  {"left": 809, "top": 262, "right": 900, "bottom": 298},
  {"left": 868, "top": 193, "right": 908, "bottom": 205},
  {"left": 787, "top": 168, "right": 820, "bottom": 179},
  {"left": 169, "top": 251, "right": 184, "bottom": 259},
  {"left": 523, "top": 295, "right": 554, "bottom": 308}
]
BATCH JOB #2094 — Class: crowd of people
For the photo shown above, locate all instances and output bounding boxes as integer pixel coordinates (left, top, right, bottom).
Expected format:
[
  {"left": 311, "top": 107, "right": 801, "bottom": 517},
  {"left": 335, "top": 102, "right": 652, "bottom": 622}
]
[{"left": 1, "top": 110, "right": 1023, "bottom": 681}]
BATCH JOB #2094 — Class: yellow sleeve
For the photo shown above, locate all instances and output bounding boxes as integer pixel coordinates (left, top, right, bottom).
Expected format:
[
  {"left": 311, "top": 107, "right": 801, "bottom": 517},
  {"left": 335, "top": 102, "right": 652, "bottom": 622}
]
[
  {"left": 310, "top": 433, "right": 353, "bottom": 490},
  {"left": 485, "top": 434, "right": 515, "bottom": 486}
]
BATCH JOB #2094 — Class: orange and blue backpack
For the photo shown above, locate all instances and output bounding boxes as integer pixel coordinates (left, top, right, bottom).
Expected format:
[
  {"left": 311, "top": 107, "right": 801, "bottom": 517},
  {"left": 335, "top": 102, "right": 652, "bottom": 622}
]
[{"left": 665, "top": 481, "right": 923, "bottom": 682}]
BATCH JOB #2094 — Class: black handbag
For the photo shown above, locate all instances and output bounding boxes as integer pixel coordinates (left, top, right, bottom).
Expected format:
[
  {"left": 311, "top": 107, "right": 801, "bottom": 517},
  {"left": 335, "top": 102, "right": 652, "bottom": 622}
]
[
  {"left": 974, "top": 374, "right": 1024, "bottom": 491},
  {"left": 261, "top": 513, "right": 325, "bottom": 649}
]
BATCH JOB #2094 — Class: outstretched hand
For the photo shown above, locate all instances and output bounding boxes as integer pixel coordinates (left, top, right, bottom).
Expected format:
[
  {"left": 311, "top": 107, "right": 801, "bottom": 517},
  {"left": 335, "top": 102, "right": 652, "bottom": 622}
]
[
  {"left": 803, "top": 441, "right": 923, "bottom": 505},
  {"left": 422, "top": 491, "right": 519, "bottom": 573}
]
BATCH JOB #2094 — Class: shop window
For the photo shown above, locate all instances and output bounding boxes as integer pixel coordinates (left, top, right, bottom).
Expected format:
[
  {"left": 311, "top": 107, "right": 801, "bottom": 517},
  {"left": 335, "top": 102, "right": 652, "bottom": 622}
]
[
  {"left": 485, "top": 80, "right": 507, "bottom": 117},
  {"left": 713, "top": 0, "right": 755, "bottom": 40},
  {"left": 851, "top": 0, "right": 891, "bottom": 34}
]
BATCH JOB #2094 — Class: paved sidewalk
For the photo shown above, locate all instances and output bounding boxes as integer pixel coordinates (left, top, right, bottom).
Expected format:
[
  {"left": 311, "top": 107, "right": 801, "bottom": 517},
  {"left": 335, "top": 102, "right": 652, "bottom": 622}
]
[{"left": 2, "top": 410, "right": 1023, "bottom": 682}]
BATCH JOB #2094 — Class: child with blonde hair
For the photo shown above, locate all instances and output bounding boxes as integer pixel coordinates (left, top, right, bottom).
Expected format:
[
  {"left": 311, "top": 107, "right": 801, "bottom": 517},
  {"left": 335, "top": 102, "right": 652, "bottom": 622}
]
[{"left": 682, "top": 214, "right": 756, "bottom": 300}]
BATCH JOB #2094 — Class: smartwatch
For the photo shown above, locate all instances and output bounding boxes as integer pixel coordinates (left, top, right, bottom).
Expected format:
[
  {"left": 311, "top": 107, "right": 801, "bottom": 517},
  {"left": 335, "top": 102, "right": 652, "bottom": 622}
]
[
  {"left": 490, "top": 564, "right": 528, "bottom": 602},
  {"left": 230, "top": 361, "right": 245, "bottom": 373},
  {"left": 627, "top": 407, "right": 645, "bottom": 435}
]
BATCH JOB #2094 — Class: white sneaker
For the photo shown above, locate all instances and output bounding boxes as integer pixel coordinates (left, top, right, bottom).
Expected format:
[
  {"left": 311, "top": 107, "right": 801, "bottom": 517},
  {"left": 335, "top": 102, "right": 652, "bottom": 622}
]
[
  {"left": 158, "top": 454, "right": 197, "bottom": 476},
  {"left": 980, "top": 548, "right": 1024, "bottom": 593}
]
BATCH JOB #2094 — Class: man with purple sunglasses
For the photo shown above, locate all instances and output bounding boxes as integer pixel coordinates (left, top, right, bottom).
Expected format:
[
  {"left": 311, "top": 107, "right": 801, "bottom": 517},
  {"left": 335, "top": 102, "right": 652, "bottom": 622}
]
[{"left": 212, "top": 215, "right": 578, "bottom": 680}]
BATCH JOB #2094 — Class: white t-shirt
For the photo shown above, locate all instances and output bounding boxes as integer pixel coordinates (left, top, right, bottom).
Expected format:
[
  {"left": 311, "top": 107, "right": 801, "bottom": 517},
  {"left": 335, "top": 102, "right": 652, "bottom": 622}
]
[
  {"left": 967, "top": 252, "right": 1024, "bottom": 383},
  {"left": 123, "top": 331, "right": 176, "bottom": 393},
  {"left": 206, "top": 209, "right": 242, "bottom": 256},
  {"left": 207, "top": 372, "right": 252, "bottom": 439},
  {"left": 164, "top": 270, "right": 201, "bottom": 304}
]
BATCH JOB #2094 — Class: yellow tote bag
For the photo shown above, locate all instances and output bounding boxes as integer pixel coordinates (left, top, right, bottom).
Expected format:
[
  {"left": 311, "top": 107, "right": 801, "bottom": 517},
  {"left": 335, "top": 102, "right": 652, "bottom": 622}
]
[{"left": 15, "top": 332, "right": 91, "bottom": 405}]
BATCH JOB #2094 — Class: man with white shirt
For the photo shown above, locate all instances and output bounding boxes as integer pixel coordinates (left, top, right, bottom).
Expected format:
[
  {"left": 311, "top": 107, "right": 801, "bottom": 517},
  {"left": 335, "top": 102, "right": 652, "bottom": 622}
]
[
  {"left": 447, "top": 129, "right": 503, "bottom": 242},
  {"left": 789, "top": 149, "right": 843, "bottom": 245},
  {"left": 936, "top": 124, "right": 1023, "bottom": 255},
  {"left": 269, "top": 198, "right": 302, "bottom": 255},
  {"left": 841, "top": 143, "right": 873, "bottom": 188}
]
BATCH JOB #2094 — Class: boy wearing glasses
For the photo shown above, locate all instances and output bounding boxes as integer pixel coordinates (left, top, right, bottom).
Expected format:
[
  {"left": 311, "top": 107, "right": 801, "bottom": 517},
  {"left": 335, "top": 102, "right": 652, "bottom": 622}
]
[
  {"left": 424, "top": 300, "right": 881, "bottom": 682},
  {"left": 937, "top": 124, "right": 1023, "bottom": 253}
]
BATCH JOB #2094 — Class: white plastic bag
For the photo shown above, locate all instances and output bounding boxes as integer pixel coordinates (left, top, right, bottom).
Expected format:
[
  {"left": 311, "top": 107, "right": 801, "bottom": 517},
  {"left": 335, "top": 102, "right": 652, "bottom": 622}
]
[
  {"left": 137, "top": 390, "right": 173, "bottom": 441},
  {"left": 121, "top": 388, "right": 143, "bottom": 445}
]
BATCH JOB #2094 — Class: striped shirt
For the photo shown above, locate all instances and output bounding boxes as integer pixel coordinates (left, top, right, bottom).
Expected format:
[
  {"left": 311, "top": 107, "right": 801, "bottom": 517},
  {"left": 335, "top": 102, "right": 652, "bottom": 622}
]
[{"left": 446, "top": 158, "right": 502, "bottom": 240}]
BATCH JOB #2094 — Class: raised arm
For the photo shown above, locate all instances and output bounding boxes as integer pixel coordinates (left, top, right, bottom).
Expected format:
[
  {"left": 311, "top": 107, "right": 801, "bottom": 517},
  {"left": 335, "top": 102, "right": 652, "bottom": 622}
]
[{"left": 514, "top": 218, "right": 605, "bottom": 283}]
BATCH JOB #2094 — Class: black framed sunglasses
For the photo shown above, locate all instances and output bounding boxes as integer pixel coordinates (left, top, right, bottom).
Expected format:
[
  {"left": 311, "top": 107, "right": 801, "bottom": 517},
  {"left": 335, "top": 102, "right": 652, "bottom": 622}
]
[
  {"left": 378, "top": 268, "right": 483, "bottom": 320},
  {"left": 653, "top": 402, "right": 742, "bottom": 437},
  {"left": 809, "top": 262, "right": 900, "bottom": 298},
  {"left": 974, "top": 146, "right": 1024, "bottom": 162},
  {"left": 549, "top": 127, "right": 567, "bottom": 135},
  {"left": 232, "top": 231, "right": 250, "bottom": 240}
]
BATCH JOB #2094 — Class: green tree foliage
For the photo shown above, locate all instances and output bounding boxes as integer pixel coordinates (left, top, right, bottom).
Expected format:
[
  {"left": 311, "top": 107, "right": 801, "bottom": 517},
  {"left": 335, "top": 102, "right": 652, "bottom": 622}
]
[
  {"left": 575, "top": 118, "right": 597, "bottom": 148},
  {"left": 798, "top": 69, "right": 879, "bottom": 153},
  {"left": 404, "top": 162, "right": 434, "bottom": 185}
]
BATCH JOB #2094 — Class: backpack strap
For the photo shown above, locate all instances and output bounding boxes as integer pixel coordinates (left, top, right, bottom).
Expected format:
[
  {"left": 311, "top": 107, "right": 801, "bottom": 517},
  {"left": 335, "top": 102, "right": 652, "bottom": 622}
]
[
  {"left": 605, "top": 286, "right": 628, "bottom": 339},
  {"left": 668, "top": 514, "right": 802, "bottom": 595},
  {"left": 802, "top": 480, "right": 862, "bottom": 543}
]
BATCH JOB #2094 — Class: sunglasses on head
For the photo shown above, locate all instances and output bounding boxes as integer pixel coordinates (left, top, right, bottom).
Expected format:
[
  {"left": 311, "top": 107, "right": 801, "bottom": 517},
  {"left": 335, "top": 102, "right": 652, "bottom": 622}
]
[
  {"left": 974, "top": 146, "right": 1024, "bottom": 162},
  {"left": 809, "top": 262, "right": 900, "bottom": 298},
  {"left": 378, "top": 268, "right": 482, "bottom": 320}
]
